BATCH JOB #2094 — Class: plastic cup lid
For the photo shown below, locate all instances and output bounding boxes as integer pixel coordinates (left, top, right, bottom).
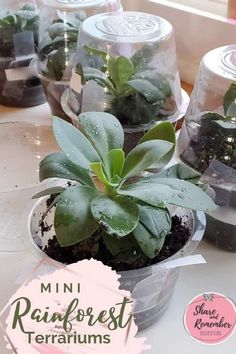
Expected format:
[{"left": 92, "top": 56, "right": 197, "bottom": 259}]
[
  {"left": 43, "top": 0, "right": 114, "bottom": 9},
  {"left": 81, "top": 11, "right": 172, "bottom": 43},
  {"left": 203, "top": 45, "right": 236, "bottom": 80}
]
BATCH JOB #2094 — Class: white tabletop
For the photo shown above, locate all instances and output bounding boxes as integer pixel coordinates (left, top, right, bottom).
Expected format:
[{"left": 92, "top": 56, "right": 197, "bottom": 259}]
[{"left": 0, "top": 102, "right": 235, "bottom": 354}]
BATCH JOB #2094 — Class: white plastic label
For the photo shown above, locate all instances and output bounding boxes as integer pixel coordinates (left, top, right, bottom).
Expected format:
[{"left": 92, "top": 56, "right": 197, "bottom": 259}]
[
  {"left": 5, "top": 66, "right": 36, "bottom": 81},
  {"left": 70, "top": 70, "right": 82, "bottom": 93}
]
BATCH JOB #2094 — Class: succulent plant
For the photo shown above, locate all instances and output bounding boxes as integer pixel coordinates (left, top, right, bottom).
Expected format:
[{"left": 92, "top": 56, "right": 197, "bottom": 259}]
[
  {"left": 0, "top": 4, "right": 39, "bottom": 57},
  {"left": 34, "top": 112, "right": 216, "bottom": 264},
  {"left": 182, "top": 83, "right": 236, "bottom": 172},
  {"left": 38, "top": 11, "right": 86, "bottom": 81},
  {"left": 76, "top": 44, "right": 177, "bottom": 126}
]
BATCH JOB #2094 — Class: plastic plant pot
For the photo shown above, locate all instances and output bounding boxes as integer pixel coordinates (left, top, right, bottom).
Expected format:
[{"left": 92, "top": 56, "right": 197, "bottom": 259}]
[
  {"left": 0, "top": 121, "right": 59, "bottom": 252},
  {"left": 36, "top": 0, "right": 122, "bottom": 122},
  {"left": 179, "top": 45, "right": 236, "bottom": 252},
  {"left": 29, "top": 199, "right": 206, "bottom": 330},
  {"left": 0, "top": 1, "right": 46, "bottom": 107},
  {"left": 62, "top": 11, "right": 189, "bottom": 152}
]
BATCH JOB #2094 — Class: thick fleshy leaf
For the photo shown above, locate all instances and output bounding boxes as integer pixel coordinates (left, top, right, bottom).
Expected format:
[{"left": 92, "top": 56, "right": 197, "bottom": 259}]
[
  {"left": 107, "top": 149, "right": 125, "bottom": 178},
  {"left": 133, "top": 223, "right": 166, "bottom": 259},
  {"left": 133, "top": 70, "right": 172, "bottom": 97},
  {"left": 214, "top": 120, "right": 236, "bottom": 130},
  {"left": 90, "top": 162, "right": 109, "bottom": 186},
  {"left": 90, "top": 195, "right": 139, "bottom": 238},
  {"left": 139, "top": 178, "right": 217, "bottom": 211},
  {"left": 118, "top": 183, "right": 172, "bottom": 208},
  {"left": 32, "top": 187, "right": 65, "bottom": 199},
  {"left": 126, "top": 79, "right": 165, "bottom": 103},
  {"left": 139, "top": 121, "right": 176, "bottom": 145},
  {"left": 54, "top": 186, "right": 99, "bottom": 246},
  {"left": 138, "top": 122, "right": 176, "bottom": 168},
  {"left": 79, "top": 112, "right": 124, "bottom": 164},
  {"left": 53, "top": 117, "right": 100, "bottom": 171},
  {"left": 39, "top": 152, "right": 95, "bottom": 187},
  {"left": 224, "top": 83, "right": 236, "bottom": 115},
  {"left": 82, "top": 67, "right": 114, "bottom": 91},
  {"left": 119, "top": 177, "right": 216, "bottom": 211},
  {"left": 121, "top": 140, "right": 174, "bottom": 179},
  {"left": 109, "top": 56, "right": 134, "bottom": 85},
  {"left": 156, "top": 163, "right": 201, "bottom": 184},
  {"left": 102, "top": 232, "right": 139, "bottom": 257}
]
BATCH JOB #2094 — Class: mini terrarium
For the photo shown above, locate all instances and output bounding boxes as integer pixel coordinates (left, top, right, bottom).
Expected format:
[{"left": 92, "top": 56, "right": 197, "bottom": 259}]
[
  {"left": 0, "top": 1, "right": 45, "bottom": 107},
  {"left": 36, "top": 0, "right": 122, "bottom": 122},
  {"left": 30, "top": 111, "right": 215, "bottom": 329},
  {"left": 179, "top": 45, "right": 236, "bottom": 251},
  {"left": 62, "top": 12, "right": 189, "bottom": 152}
]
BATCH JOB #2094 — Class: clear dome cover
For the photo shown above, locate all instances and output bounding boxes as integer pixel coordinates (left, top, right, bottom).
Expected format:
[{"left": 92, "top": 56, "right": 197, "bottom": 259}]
[
  {"left": 180, "top": 45, "right": 236, "bottom": 173},
  {"left": 0, "top": 1, "right": 45, "bottom": 107},
  {"left": 36, "top": 0, "right": 122, "bottom": 121},
  {"left": 37, "top": 0, "right": 122, "bottom": 81},
  {"left": 63, "top": 11, "right": 183, "bottom": 151}
]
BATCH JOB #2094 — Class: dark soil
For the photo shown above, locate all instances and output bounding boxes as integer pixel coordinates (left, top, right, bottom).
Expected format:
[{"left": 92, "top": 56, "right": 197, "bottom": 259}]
[{"left": 41, "top": 215, "right": 190, "bottom": 271}]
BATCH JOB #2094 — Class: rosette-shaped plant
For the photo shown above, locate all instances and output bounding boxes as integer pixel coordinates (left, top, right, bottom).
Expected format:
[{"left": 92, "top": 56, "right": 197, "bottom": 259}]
[{"left": 34, "top": 112, "right": 216, "bottom": 263}]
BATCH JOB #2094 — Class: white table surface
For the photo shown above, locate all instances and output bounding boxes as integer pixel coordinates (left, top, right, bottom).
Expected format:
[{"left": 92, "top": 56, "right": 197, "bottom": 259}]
[{"left": 0, "top": 102, "right": 235, "bottom": 354}]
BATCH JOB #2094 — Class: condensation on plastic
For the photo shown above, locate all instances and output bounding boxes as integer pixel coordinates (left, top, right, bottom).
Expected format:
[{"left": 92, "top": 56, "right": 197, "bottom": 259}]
[
  {"left": 0, "top": 121, "right": 59, "bottom": 252},
  {"left": 29, "top": 198, "right": 206, "bottom": 330}
]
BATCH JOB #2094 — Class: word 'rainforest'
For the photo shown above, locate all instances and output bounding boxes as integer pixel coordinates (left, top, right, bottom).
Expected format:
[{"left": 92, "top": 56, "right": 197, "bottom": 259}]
[{"left": 10, "top": 296, "right": 133, "bottom": 344}]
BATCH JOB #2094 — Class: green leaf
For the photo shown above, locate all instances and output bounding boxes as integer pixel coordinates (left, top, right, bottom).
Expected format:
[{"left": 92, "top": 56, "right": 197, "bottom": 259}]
[
  {"left": 121, "top": 140, "right": 174, "bottom": 179},
  {"left": 138, "top": 122, "right": 176, "bottom": 168},
  {"left": 39, "top": 152, "right": 95, "bottom": 187},
  {"left": 214, "top": 120, "right": 236, "bottom": 130},
  {"left": 53, "top": 117, "right": 100, "bottom": 171},
  {"left": 90, "top": 195, "right": 139, "bottom": 238},
  {"left": 119, "top": 177, "right": 216, "bottom": 211},
  {"left": 134, "top": 70, "right": 172, "bottom": 97},
  {"left": 107, "top": 149, "right": 125, "bottom": 178},
  {"left": 32, "top": 187, "right": 65, "bottom": 199},
  {"left": 81, "top": 67, "right": 115, "bottom": 91},
  {"left": 156, "top": 162, "right": 201, "bottom": 184},
  {"left": 102, "top": 232, "right": 139, "bottom": 257},
  {"left": 79, "top": 112, "right": 124, "bottom": 164},
  {"left": 133, "top": 205, "right": 171, "bottom": 259},
  {"left": 141, "top": 178, "right": 217, "bottom": 211},
  {"left": 226, "top": 99, "right": 236, "bottom": 117},
  {"left": 139, "top": 121, "right": 176, "bottom": 144},
  {"left": 55, "top": 186, "right": 99, "bottom": 246},
  {"left": 84, "top": 45, "right": 107, "bottom": 60},
  {"left": 109, "top": 56, "right": 134, "bottom": 85},
  {"left": 126, "top": 79, "right": 165, "bottom": 103},
  {"left": 118, "top": 182, "right": 172, "bottom": 208},
  {"left": 90, "top": 162, "right": 109, "bottom": 186},
  {"left": 133, "top": 223, "right": 165, "bottom": 259},
  {"left": 131, "top": 43, "right": 158, "bottom": 71},
  {"left": 224, "top": 83, "right": 236, "bottom": 115}
]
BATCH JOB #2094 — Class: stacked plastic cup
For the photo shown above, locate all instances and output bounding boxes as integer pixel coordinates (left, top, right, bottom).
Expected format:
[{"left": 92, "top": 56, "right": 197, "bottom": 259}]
[
  {"left": 62, "top": 11, "right": 189, "bottom": 152},
  {"left": 179, "top": 45, "right": 236, "bottom": 251},
  {"left": 36, "top": 0, "right": 122, "bottom": 122},
  {"left": 0, "top": 0, "right": 45, "bottom": 107}
]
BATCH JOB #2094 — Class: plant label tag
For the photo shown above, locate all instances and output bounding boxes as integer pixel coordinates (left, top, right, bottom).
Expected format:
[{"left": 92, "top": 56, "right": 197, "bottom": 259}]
[
  {"left": 70, "top": 70, "right": 82, "bottom": 93},
  {"left": 5, "top": 66, "right": 36, "bottom": 81}
]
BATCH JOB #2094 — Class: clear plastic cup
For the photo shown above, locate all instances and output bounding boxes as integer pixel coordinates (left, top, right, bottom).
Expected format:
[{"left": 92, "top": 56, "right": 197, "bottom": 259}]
[
  {"left": 62, "top": 11, "right": 189, "bottom": 151},
  {"left": 0, "top": 1, "right": 45, "bottom": 107},
  {"left": 179, "top": 45, "right": 236, "bottom": 251},
  {"left": 36, "top": 0, "right": 122, "bottom": 121},
  {"left": 29, "top": 199, "right": 206, "bottom": 330}
]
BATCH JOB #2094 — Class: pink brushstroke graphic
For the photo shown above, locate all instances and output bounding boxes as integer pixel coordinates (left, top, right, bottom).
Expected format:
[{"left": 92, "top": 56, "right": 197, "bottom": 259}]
[{"left": 2, "top": 259, "right": 150, "bottom": 354}]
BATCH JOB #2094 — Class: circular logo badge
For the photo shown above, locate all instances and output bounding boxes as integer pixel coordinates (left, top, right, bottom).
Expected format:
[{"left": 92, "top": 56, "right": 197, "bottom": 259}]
[{"left": 184, "top": 292, "right": 236, "bottom": 345}]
